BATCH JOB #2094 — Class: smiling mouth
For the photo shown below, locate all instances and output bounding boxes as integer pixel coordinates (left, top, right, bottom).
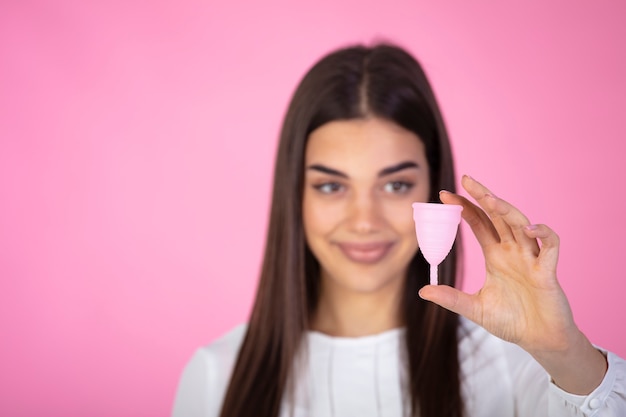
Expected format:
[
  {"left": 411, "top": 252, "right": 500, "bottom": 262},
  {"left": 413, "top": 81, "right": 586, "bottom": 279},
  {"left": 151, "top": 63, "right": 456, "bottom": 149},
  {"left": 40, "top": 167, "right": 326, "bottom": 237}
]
[{"left": 336, "top": 242, "right": 394, "bottom": 264}]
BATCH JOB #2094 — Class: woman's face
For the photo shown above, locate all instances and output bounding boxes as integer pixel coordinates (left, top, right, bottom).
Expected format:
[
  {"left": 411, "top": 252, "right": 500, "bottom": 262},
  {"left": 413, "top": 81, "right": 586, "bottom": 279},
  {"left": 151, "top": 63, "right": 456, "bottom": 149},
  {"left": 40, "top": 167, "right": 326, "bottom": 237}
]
[{"left": 303, "top": 117, "right": 431, "bottom": 295}]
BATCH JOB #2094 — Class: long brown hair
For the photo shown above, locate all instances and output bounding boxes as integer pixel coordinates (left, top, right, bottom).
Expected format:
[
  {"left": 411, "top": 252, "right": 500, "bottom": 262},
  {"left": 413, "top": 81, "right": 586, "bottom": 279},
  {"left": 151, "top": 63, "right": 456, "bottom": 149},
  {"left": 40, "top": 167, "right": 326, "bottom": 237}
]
[{"left": 219, "top": 43, "right": 463, "bottom": 417}]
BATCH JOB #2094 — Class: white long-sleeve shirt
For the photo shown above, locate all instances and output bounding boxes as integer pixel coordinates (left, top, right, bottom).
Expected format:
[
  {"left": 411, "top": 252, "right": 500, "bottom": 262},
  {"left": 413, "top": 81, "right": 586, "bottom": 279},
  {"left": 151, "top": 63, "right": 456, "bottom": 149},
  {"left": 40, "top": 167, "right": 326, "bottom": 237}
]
[{"left": 172, "top": 318, "right": 626, "bottom": 416}]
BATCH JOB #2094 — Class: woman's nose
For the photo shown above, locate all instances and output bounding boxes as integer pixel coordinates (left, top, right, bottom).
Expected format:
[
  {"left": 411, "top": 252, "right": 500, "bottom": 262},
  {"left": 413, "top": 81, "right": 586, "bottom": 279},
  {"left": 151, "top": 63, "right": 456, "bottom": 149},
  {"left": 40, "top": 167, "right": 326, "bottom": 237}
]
[{"left": 347, "top": 192, "right": 382, "bottom": 234}]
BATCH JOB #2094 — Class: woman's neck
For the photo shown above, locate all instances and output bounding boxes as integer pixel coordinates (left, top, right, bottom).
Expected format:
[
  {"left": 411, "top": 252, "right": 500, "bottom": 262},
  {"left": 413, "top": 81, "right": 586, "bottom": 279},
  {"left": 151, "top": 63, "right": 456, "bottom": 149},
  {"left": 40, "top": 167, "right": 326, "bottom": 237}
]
[{"left": 311, "top": 277, "right": 404, "bottom": 337}]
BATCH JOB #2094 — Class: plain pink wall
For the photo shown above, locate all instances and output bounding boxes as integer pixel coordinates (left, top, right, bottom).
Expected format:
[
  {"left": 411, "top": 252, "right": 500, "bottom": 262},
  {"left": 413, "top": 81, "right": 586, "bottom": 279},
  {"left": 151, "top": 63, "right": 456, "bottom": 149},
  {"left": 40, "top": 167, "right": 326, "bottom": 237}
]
[{"left": 1, "top": 1, "right": 625, "bottom": 416}]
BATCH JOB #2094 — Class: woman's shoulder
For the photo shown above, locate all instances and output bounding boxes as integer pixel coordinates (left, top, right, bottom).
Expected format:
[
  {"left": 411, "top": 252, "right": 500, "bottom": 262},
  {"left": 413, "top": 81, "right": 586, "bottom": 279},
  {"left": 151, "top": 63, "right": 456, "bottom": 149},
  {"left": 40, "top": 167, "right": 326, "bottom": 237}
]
[
  {"left": 456, "top": 317, "right": 549, "bottom": 415},
  {"left": 457, "top": 316, "right": 535, "bottom": 368},
  {"left": 198, "top": 324, "right": 248, "bottom": 360},
  {"left": 193, "top": 323, "right": 248, "bottom": 383},
  {"left": 457, "top": 316, "right": 546, "bottom": 394},
  {"left": 189, "top": 323, "right": 248, "bottom": 377},
  {"left": 171, "top": 324, "right": 248, "bottom": 417}
]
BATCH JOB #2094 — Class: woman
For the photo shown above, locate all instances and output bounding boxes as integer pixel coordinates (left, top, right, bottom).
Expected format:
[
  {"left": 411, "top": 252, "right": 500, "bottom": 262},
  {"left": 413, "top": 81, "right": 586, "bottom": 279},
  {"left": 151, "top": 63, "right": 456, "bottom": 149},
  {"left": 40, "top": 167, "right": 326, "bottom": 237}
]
[{"left": 172, "top": 44, "right": 626, "bottom": 416}]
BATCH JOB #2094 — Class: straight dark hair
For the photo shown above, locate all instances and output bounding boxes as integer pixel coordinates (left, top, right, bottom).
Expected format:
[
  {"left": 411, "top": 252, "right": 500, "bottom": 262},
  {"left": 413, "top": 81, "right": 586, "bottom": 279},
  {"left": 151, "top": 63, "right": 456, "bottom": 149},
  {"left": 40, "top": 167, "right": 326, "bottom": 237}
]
[{"left": 219, "top": 43, "right": 463, "bottom": 417}]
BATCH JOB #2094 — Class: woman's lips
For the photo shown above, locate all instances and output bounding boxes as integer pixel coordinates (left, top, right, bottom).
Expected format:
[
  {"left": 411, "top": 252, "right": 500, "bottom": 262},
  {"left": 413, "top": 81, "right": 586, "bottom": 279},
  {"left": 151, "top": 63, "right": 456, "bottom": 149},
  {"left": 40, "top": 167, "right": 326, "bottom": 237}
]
[{"left": 336, "top": 242, "right": 394, "bottom": 264}]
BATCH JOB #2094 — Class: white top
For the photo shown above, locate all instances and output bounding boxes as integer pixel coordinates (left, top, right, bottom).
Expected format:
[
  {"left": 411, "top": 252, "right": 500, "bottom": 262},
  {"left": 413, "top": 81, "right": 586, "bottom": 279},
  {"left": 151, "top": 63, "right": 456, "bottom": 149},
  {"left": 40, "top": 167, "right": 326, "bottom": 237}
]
[{"left": 172, "top": 318, "right": 626, "bottom": 417}]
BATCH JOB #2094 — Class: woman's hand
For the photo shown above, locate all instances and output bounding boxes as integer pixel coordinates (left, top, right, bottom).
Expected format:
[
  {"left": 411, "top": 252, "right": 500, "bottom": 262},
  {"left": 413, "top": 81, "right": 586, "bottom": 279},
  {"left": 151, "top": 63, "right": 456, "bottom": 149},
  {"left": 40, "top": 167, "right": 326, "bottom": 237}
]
[{"left": 419, "top": 175, "right": 607, "bottom": 394}]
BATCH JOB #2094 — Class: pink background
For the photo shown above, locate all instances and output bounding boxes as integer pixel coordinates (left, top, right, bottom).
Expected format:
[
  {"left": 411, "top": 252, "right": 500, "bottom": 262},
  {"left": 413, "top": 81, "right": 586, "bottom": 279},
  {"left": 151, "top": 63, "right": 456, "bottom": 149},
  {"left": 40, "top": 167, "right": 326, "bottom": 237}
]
[{"left": 1, "top": 1, "right": 625, "bottom": 416}]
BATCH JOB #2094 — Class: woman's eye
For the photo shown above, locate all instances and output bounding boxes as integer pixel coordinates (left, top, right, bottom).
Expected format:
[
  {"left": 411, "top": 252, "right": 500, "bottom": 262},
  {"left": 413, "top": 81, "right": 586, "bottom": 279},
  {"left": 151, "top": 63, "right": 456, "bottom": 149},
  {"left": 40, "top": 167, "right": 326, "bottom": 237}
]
[
  {"left": 383, "top": 181, "right": 414, "bottom": 194},
  {"left": 313, "top": 182, "right": 344, "bottom": 194}
]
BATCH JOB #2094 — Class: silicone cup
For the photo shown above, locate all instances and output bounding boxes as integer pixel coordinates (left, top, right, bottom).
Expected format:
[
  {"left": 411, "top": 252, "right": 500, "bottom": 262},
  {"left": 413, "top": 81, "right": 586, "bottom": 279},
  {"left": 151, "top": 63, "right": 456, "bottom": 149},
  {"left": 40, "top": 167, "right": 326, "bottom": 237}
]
[{"left": 412, "top": 202, "right": 463, "bottom": 285}]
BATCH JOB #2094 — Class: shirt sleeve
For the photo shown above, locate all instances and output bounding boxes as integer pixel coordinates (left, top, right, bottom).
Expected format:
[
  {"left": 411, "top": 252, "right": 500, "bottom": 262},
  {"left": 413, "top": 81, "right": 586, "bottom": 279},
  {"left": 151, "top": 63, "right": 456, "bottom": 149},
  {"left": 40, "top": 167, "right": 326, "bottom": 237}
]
[
  {"left": 496, "top": 328, "right": 626, "bottom": 416},
  {"left": 547, "top": 349, "right": 626, "bottom": 416}
]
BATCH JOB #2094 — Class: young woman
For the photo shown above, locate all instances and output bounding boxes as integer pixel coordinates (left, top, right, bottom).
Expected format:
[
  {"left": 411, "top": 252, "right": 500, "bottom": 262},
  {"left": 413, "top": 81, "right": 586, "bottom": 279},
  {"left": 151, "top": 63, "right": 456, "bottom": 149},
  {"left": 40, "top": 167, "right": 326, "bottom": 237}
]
[{"left": 172, "top": 44, "right": 626, "bottom": 417}]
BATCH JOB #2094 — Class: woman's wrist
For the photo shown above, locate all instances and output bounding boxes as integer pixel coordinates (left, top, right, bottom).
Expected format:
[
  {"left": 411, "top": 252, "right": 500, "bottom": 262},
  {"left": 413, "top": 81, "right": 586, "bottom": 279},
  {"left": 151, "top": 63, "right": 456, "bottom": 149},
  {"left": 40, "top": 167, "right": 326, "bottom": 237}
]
[{"left": 530, "top": 329, "right": 608, "bottom": 395}]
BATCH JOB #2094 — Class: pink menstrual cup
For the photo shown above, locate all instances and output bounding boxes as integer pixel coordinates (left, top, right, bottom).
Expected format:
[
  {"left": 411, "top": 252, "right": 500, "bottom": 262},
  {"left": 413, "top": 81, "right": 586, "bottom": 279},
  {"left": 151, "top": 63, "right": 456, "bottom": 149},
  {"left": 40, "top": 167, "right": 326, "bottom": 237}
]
[{"left": 412, "top": 202, "right": 463, "bottom": 285}]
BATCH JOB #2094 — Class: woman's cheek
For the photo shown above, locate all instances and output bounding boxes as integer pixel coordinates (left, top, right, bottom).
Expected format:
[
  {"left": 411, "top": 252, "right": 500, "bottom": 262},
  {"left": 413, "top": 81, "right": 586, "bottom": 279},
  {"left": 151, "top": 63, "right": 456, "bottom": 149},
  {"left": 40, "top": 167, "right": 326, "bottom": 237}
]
[
  {"left": 304, "top": 198, "right": 344, "bottom": 233},
  {"left": 382, "top": 200, "right": 414, "bottom": 225}
]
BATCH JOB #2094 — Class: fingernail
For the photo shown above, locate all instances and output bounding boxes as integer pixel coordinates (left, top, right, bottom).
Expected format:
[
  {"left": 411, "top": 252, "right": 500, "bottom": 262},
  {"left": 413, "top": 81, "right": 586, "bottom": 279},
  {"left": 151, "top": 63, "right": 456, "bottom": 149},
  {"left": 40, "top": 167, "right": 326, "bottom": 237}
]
[
  {"left": 439, "top": 189, "right": 452, "bottom": 195},
  {"left": 463, "top": 174, "right": 474, "bottom": 181},
  {"left": 525, "top": 224, "right": 538, "bottom": 230}
]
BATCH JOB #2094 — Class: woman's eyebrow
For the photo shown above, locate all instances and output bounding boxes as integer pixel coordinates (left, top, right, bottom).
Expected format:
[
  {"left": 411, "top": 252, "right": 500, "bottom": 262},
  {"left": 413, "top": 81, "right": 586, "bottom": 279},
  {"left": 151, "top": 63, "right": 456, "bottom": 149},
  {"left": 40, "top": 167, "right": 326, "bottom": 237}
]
[
  {"left": 307, "top": 164, "right": 348, "bottom": 178},
  {"left": 307, "top": 161, "right": 419, "bottom": 178},
  {"left": 378, "top": 161, "right": 419, "bottom": 177}
]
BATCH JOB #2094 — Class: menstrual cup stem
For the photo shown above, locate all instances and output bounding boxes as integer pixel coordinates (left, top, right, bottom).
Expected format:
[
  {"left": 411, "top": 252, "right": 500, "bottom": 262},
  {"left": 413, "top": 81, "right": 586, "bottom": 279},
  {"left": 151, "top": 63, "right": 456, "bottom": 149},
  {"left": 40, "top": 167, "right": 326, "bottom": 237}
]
[{"left": 430, "top": 264, "right": 438, "bottom": 286}]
